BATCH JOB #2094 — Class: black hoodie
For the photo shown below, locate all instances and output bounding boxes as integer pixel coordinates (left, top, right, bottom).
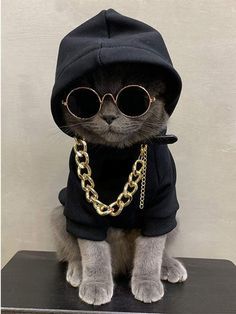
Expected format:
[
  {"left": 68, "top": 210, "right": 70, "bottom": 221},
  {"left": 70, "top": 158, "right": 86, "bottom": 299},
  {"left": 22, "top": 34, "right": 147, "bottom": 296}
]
[{"left": 51, "top": 9, "right": 182, "bottom": 241}]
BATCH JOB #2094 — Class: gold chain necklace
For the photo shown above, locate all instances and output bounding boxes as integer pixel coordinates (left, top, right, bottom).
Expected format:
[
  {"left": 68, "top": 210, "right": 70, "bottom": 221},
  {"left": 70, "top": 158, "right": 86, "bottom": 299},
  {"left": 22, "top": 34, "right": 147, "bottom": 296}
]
[{"left": 73, "top": 137, "right": 147, "bottom": 216}]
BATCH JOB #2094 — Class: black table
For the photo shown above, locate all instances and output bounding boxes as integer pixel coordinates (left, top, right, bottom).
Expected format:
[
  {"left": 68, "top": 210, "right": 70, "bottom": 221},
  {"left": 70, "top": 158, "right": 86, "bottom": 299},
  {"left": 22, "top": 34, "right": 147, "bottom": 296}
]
[{"left": 1, "top": 250, "right": 236, "bottom": 314}]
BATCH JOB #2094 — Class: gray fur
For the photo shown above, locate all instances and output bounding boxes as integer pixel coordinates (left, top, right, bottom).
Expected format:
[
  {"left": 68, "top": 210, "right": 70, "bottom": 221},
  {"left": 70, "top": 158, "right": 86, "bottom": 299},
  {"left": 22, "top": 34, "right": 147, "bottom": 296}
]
[
  {"left": 50, "top": 207, "right": 82, "bottom": 287},
  {"left": 78, "top": 238, "right": 114, "bottom": 305},
  {"left": 50, "top": 207, "right": 187, "bottom": 304},
  {"left": 161, "top": 252, "right": 188, "bottom": 283},
  {"left": 131, "top": 234, "right": 166, "bottom": 302},
  {"left": 50, "top": 63, "right": 187, "bottom": 305},
  {"left": 107, "top": 228, "right": 139, "bottom": 277}
]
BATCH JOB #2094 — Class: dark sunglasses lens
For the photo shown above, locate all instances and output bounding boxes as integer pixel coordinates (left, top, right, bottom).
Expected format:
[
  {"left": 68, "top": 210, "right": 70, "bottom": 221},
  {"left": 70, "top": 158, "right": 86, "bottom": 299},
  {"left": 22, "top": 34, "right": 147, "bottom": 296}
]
[
  {"left": 117, "top": 86, "right": 150, "bottom": 117},
  {"left": 67, "top": 89, "right": 100, "bottom": 118}
]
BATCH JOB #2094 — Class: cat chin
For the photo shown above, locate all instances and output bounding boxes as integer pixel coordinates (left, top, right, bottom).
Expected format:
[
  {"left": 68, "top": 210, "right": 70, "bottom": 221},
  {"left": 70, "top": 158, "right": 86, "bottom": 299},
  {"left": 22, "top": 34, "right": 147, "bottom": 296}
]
[
  {"left": 101, "top": 131, "right": 129, "bottom": 144},
  {"left": 97, "top": 133, "right": 138, "bottom": 148},
  {"left": 74, "top": 127, "right": 153, "bottom": 148},
  {"left": 73, "top": 130, "right": 130, "bottom": 147}
]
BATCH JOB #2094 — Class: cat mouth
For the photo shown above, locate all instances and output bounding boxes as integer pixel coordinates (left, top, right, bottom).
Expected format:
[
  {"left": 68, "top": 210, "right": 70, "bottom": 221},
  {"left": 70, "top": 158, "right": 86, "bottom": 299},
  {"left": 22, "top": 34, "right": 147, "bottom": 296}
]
[
  {"left": 109, "top": 129, "right": 124, "bottom": 135},
  {"left": 99, "top": 128, "right": 129, "bottom": 142},
  {"left": 101, "top": 127, "right": 128, "bottom": 136},
  {"left": 104, "top": 131, "right": 126, "bottom": 137}
]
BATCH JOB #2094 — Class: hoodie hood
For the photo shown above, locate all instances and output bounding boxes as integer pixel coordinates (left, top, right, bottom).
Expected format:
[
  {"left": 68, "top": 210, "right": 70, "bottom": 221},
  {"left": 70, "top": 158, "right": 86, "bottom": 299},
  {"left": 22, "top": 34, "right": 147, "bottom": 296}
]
[{"left": 51, "top": 9, "right": 182, "bottom": 135}]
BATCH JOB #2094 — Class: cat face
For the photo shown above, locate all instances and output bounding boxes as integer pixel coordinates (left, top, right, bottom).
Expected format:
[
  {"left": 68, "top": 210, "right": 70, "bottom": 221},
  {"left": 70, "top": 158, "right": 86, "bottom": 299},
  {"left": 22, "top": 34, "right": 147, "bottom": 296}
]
[{"left": 61, "top": 63, "right": 169, "bottom": 148}]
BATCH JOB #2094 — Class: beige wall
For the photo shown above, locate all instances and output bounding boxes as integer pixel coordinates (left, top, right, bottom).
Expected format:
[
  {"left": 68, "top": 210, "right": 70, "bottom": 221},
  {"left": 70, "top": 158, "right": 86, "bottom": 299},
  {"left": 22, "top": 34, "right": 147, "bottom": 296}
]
[{"left": 2, "top": 0, "right": 236, "bottom": 267}]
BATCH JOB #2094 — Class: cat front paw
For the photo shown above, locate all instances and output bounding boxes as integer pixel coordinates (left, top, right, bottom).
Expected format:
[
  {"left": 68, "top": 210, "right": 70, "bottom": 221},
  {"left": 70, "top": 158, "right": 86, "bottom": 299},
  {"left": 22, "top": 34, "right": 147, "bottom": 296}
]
[
  {"left": 66, "top": 261, "right": 81, "bottom": 287},
  {"left": 131, "top": 277, "right": 164, "bottom": 303},
  {"left": 79, "top": 280, "right": 113, "bottom": 305},
  {"left": 161, "top": 257, "right": 188, "bottom": 283}
]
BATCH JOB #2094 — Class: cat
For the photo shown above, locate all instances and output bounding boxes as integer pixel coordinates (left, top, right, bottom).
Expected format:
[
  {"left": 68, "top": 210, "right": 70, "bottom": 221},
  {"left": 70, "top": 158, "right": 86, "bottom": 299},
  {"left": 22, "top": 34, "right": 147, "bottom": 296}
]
[{"left": 50, "top": 62, "right": 187, "bottom": 305}]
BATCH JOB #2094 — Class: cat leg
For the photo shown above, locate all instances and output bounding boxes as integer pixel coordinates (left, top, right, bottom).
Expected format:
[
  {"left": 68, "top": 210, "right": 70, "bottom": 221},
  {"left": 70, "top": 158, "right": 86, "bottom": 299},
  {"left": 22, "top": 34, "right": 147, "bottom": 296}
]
[
  {"left": 78, "top": 239, "right": 114, "bottom": 305},
  {"left": 161, "top": 251, "right": 187, "bottom": 283},
  {"left": 66, "top": 260, "right": 82, "bottom": 287},
  {"left": 50, "top": 206, "right": 82, "bottom": 287},
  {"left": 107, "top": 227, "right": 140, "bottom": 278},
  {"left": 131, "top": 234, "right": 166, "bottom": 303}
]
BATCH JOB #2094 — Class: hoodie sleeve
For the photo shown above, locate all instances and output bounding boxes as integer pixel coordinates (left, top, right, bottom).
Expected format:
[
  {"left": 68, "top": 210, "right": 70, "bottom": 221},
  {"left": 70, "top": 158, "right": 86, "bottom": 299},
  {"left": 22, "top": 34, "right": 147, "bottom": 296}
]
[
  {"left": 60, "top": 150, "right": 109, "bottom": 241},
  {"left": 141, "top": 145, "right": 179, "bottom": 237}
]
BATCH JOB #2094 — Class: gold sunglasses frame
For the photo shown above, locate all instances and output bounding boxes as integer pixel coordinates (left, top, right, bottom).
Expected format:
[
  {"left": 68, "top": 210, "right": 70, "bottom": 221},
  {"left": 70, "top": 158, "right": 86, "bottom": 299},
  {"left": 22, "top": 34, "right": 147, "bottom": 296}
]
[{"left": 62, "top": 84, "right": 156, "bottom": 120}]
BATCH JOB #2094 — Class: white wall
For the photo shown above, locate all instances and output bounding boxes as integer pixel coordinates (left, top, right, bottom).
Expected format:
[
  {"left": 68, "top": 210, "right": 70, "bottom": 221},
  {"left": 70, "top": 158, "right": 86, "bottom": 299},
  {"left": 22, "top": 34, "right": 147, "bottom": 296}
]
[{"left": 2, "top": 0, "right": 236, "bottom": 267}]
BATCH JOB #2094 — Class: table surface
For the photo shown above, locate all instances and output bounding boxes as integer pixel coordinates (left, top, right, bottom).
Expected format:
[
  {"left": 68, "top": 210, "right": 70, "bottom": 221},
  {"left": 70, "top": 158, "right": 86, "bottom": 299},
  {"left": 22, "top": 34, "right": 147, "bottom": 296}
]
[{"left": 1, "top": 250, "right": 236, "bottom": 314}]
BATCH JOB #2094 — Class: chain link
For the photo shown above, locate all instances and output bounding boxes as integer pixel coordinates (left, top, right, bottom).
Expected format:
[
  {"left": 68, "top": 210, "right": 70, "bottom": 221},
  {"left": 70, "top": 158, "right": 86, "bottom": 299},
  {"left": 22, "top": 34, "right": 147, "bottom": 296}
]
[
  {"left": 73, "top": 137, "right": 148, "bottom": 216},
  {"left": 139, "top": 144, "right": 148, "bottom": 209}
]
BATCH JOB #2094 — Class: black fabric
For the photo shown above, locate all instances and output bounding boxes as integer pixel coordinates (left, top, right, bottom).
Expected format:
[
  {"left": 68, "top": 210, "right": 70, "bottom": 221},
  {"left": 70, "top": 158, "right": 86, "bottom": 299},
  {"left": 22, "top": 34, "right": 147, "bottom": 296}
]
[
  {"left": 51, "top": 9, "right": 182, "bottom": 135},
  {"left": 51, "top": 9, "right": 182, "bottom": 241},
  {"left": 59, "top": 140, "right": 179, "bottom": 241}
]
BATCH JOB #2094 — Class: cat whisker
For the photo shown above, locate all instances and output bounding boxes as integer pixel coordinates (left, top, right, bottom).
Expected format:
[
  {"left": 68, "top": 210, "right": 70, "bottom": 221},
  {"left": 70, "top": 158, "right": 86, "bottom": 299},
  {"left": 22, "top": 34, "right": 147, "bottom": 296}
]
[{"left": 60, "top": 122, "right": 83, "bottom": 129}]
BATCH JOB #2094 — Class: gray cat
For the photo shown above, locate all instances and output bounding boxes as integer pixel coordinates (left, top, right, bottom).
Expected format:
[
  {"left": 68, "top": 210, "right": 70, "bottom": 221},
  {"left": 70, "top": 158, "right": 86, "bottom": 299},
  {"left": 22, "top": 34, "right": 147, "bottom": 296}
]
[{"left": 50, "top": 63, "right": 187, "bottom": 305}]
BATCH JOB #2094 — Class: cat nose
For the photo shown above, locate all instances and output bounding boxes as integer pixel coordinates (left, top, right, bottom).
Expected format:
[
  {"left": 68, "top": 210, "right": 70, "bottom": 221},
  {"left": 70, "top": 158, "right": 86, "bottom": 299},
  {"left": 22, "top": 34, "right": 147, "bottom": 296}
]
[{"left": 102, "top": 114, "right": 117, "bottom": 125}]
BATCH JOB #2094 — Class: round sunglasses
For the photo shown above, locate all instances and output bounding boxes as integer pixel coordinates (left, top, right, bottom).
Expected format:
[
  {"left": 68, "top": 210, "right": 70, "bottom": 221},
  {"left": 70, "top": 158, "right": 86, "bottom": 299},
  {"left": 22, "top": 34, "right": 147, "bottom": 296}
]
[{"left": 62, "top": 85, "right": 156, "bottom": 120}]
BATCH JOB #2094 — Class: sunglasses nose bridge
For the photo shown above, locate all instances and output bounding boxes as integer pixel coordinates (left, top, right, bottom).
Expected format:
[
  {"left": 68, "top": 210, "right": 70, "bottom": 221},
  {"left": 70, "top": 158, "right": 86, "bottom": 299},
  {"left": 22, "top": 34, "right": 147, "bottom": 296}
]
[{"left": 101, "top": 93, "right": 116, "bottom": 104}]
